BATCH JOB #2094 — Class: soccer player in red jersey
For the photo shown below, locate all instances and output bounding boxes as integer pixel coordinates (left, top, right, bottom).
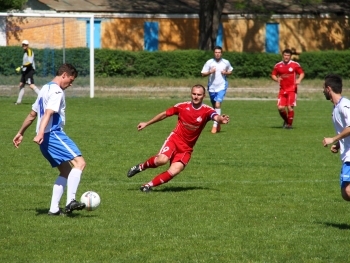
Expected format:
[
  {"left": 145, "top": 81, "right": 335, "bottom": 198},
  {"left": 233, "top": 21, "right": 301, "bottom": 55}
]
[
  {"left": 126, "top": 84, "right": 230, "bottom": 192},
  {"left": 271, "top": 49, "right": 305, "bottom": 129}
]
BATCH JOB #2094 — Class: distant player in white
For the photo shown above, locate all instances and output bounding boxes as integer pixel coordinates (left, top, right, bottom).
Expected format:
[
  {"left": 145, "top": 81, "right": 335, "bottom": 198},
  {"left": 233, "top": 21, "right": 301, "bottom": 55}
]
[
  {"left": 201, "top": 46, "right": 233, "bottom": 133},
  {"left": 13, "top": 63, "right": 86, "bottom": 216},
  {"left": 322, "top": 74, "right": 350, "bottom": 201}
]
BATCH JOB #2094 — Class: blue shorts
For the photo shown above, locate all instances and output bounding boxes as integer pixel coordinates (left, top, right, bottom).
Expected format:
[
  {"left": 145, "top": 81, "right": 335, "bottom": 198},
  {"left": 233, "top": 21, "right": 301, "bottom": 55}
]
[
  {"left": 39, "top": 130, "right": 82, "bottom": 168},
  {"left": 340, "top": 162, "right": 350, "bottom": 188},
  {"left": 209, "top": 89, "right": 227, "bottom": 105}
]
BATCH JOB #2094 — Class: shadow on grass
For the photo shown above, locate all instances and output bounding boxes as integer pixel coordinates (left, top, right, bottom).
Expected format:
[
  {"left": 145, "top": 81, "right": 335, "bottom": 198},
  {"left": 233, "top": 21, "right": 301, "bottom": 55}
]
[
  {"left": 156, "top": 186, "right": 211, "bottom": 192},
  {"left": 127, "top": 185, "right": 212, "bottom": 192},
  {"left": 322, "top": 222, "right": 350, "bottom": 230},
  {"left": 35, "top": 208, "right": 97, "bottom": 218}
]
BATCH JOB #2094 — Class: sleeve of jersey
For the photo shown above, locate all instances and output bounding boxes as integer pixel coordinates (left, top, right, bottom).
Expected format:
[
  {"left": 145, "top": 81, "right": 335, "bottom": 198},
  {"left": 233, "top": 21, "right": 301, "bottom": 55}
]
[
  {"left": 201, "top": 60, "right": 210, "bottom": 73},
  {"left": 46, "top": 86, "right": 63, "bottom": 113},
  {"left": 342, "top": 106, "right": 350, "bottom": 127},
  {"left": 166, "top": 106, "right": 178, "bottom": 116}
]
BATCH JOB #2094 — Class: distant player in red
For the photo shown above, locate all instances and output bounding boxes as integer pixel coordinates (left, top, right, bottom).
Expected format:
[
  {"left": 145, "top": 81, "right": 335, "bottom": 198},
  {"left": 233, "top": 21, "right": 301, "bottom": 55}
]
[
  {"left": 271, "top": 49, "right": 305, "bottom": 129},
  {"left": 126, "top": 84, "right": 230, "bottom": 192}
]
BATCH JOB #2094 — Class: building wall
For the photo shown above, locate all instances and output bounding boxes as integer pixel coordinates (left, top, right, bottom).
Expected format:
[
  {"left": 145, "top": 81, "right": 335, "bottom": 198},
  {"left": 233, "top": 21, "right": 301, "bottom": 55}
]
[
  {"left": 6, "top": 17, "right": 86, "bottom": 48},
  {"left": 3, "top": 15, "right": 350, "bottom": 52}
]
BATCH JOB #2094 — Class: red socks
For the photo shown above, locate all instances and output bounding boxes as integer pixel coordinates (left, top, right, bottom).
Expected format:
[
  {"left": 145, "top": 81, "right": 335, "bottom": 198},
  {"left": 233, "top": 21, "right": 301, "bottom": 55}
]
[
  {"left": 287, "top": 110, "right": 294, "bottom": 126},
  {"left": 151, "top": 171, "right": 174, "bottom": 187},
  {"left": 279, "top": 109, "right": 288, "bottom": 123},
  {"left": 140, "top": 156, "right": 158, "bottom": 170}
]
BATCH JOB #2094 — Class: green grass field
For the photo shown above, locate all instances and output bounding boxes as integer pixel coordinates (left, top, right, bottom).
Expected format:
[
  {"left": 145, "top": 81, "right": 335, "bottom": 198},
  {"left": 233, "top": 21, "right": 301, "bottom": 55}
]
[{"left": 1, "top": 95, "right": 349, "bottom": 262}]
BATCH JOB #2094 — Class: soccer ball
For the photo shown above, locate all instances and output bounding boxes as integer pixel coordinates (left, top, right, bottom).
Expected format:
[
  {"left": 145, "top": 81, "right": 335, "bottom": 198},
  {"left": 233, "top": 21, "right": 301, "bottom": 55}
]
[{"left": 80, "top": 191, "right": 101, "bottom": 211}]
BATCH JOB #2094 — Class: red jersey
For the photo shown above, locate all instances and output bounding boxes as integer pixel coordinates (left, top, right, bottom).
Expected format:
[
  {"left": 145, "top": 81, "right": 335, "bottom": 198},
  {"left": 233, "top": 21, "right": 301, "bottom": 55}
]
[
  {"left": 272, "top": 60, "right": 304, "bottom": 92},
  {"left": 166, "top": 101, "right": 218, "bottom": 148}
]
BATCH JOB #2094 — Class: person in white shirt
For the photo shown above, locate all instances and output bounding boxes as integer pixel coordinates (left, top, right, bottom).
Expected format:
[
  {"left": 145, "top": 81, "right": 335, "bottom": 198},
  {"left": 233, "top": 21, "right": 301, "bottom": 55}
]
[
  {"left": 322, "top": 74, "right": 350, "bottom": 201},
  {"left": 13, "top": 63, "right": 86, "bottom": 216},
  {"left": 201, "top": 46, "right": 233, "bottom": 133}
]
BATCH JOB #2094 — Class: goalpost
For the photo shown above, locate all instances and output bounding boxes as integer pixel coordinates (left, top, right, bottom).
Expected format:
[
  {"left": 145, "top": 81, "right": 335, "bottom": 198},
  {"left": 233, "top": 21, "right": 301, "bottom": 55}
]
[{"left": 0, "top": 12, "right": 95, "bottom": 98}]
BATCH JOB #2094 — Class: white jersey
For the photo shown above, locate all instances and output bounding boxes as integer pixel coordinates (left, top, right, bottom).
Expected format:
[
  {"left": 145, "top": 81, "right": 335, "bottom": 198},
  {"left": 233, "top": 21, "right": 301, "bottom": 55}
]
[
  {"left": 32, "top": 81, "right": 65, "bottom": 134},
  {"left": 201, "top": 58, "right": 233, "bottom": 92},
  {"left": 332, "top": 97, "right": 350, "bottom": 162}
]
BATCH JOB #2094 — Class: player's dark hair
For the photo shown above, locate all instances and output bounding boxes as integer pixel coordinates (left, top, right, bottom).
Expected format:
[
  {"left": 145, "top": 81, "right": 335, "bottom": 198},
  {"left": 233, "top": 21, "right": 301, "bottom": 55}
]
[
  {"left": 325, "top": 74, "right": 342, "bottom": 94},
  {"left": 192, "top": 84, "right": 206, "bottom": 94},
  {"left": 56, "top": 63, "right": 78, "bottom": 78},
  {"left": 213, "top": 46, "right": 222, "bottom": 51},
  {"left": 282, "top": 49, "right": 293, "bottom": 55}
]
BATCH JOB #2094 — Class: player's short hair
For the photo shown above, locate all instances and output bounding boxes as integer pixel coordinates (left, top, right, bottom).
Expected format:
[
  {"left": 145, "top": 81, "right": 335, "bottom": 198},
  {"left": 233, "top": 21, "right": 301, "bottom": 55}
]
[
  {"left": 325, "top": 74, "right": 342, "bottom": 94},
  {"left": 213, "top": 46, "right": 222, "bottom": 51},
  {"left": 282, "top": 49, "right": 293, "bottom": 55},
  {"left": 56, "top": 63, "right": 78, "bottom": 78},
  {"left": 192, "top": 84, "right": 206, "bottom": 95}
]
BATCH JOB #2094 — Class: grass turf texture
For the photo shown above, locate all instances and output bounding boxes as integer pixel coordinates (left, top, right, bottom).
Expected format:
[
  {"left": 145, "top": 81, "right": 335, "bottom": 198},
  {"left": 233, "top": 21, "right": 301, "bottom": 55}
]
[{"left": 1, "top": 96, "right": 349, "bottom": 262}]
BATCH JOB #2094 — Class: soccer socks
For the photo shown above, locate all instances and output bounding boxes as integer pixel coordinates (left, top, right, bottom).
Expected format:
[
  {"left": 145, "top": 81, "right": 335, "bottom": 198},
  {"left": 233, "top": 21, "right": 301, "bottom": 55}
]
[
  {"left": 16, "top": 88, "right": 25, "bottom": 103},
  {"left": 66, "top": 168, "right": 82, "bottom": 205},
  {"left": 213, "top": 108, "right": 221, "bottom": 127},
  {"left": 148, "top": 170, "right": 174, "bottom": 187},
  {"left": 140, "top": 156, "right": 158, "bottom": 170},
  {"left": 32, "top": 85, "right": 40, "bottom": 94},
  {"left": 49, "top": 176, "right": 67, "bottom": 213},
  {"left": 279, "top": 109, "right": 288, "bottom": 123},
  {"left": 287, "top": 110, "right": 294, "bottom": 126}
]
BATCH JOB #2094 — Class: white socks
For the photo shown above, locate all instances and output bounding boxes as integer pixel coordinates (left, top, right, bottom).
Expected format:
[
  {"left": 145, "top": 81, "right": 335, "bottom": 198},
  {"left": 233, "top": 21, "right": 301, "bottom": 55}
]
[
  {"left": 16, "top": 88, "right": 25, "bottom": 103},
  {"left": 33, "top": 86, "right": 40, "bottom": 94},
  {"left": 66, "top": 168, "right": 82, "bottom": 205},
  {"left": 49, "top": 176, "right": 67, "bottom": 213},
  {"left": 213, "top": 108, "right": 221, "bottom": 127}
]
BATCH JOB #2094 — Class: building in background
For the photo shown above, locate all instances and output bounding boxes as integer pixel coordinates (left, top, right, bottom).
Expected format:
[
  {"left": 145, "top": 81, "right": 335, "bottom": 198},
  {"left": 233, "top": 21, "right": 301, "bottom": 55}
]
[{"left": 1, "top": 0, "right": 349, "bottom": 53}]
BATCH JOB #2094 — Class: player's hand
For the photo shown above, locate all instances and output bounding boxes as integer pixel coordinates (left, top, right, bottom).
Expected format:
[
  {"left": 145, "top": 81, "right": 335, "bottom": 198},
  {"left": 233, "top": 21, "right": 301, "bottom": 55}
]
[
  {"left": 323, "top": 137, "right": 334, "bottom": 147},
  {"left": 210, "top": 67, "right": 216, "bottom": 73},
  {"left": 15, "top": 67, "right": 21, "bottom": 73},
  {"left": 137, "top": 122, "right": 147, "bottom": 131},
  {"left": 13, "top": 133, "right": 23, "bottom": 148},
  {"left": 221, "top": 114, "right": 230, "bottom": 124},
  {"left": 33, "top": 135, "right": 44, "bottom": 145},
  {"left": 330, "top": 144, "right": 339, "bottom": 153}
]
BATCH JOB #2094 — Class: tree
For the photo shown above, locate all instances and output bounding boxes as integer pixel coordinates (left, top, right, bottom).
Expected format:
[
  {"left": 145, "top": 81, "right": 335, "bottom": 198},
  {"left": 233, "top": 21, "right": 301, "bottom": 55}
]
[
  {"left": 198, "top": 0, "right": 226, "bottom": 50},
  {"left": 1, "top": 0, "right": 27, "bottom": 11}
]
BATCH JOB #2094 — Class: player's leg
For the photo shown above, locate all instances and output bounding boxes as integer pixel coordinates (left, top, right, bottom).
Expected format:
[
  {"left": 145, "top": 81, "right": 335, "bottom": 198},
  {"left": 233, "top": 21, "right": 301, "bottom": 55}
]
[
  {"left": 66, "top": 155, "right": 86, "bottom": 213},
  {"left": 340, "top": 163, "right": 350, "bottom": 201},
  {"left": 213, "top": 89, "right": 226, "bottom": 133},
  {"left": 15, "top": 81, "right": 25, "bottom": 105},
  {"left": 127, "top": 137, "right": 175, "bottom": 177},
  {"left": 48, "top": 161, "right": 71, "bottom": 216},
  {"left": 277, "top": 92, "right": 288, "bottom": 128},
  {"left": 41, "top": 130, "right": 86, "bottom": 213},
  {"left": 140, "top": 152, "right": 190, "bottom": 192},
  {"left": 27, "top": 70, "right": 40, "bottom": 94},
  {"left": 286, "top": 92, "right": 297, "bottom": 128}
]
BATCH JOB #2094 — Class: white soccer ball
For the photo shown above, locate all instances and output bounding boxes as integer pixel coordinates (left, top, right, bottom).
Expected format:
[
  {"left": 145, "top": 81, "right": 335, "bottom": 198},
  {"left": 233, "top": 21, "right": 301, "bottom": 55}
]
[{"left": 80, "top": 191, "right": 101, "bottom": 211}]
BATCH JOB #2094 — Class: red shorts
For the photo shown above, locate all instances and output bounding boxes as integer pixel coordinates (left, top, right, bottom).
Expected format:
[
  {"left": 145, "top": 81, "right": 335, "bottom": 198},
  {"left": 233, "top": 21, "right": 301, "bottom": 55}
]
[
  {"left": 158, "top": 133, "right": 193, "bottom": 166},
  {"left": 277, "top": 90, "right": 297, "bottom": 107}
]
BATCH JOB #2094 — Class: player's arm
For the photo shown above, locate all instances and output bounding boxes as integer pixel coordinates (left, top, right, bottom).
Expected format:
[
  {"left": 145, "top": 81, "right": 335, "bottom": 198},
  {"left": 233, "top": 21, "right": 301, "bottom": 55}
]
[
  {"left": 137, "top": 111, "right": 168, "bottom": 131},
  {"left": 213, "top": 114, "right": 230, "bottom": 124},
  {"left": 13, "top": 110, "right": 37, "bottom": 148},
  {"left": 33, "top": 109, "right": 54, "bottom": 145},
  {"left": 295, "top": 71, "right": 305, "bottom": 85},
  {"left": 323, "top": 126, "right": 350, "bottom": 147}
]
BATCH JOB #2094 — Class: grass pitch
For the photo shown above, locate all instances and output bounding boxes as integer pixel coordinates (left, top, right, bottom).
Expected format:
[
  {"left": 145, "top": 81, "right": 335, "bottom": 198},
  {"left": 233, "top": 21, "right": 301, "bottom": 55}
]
[{"left": 1, "top": 96, "right": 349, "bottom": 263}]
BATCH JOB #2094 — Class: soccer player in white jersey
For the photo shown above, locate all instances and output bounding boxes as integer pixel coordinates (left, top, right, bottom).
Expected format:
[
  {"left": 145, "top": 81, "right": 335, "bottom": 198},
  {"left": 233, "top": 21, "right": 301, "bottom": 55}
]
[
  {"left": 13, "top": 63, "right": 86, "bottom": 216},
  {"left": 201, "top": 46, "right": 233, "bottom": 134},
  {"left": 322, "top": 74, "right": 350, "bottom": 201}
]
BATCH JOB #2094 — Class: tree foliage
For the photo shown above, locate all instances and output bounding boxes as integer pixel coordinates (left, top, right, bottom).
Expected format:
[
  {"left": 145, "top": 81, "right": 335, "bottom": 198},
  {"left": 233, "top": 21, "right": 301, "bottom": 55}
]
[{"left": 0, "top": 0, "right": 27, "bottom": 11}]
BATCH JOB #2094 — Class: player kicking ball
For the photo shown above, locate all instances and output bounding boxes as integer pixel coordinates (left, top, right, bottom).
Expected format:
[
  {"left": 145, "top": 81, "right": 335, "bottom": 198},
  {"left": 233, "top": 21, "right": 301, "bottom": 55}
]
[{"left": 127, "top": 84, "right": 230, "bottom": 192}]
